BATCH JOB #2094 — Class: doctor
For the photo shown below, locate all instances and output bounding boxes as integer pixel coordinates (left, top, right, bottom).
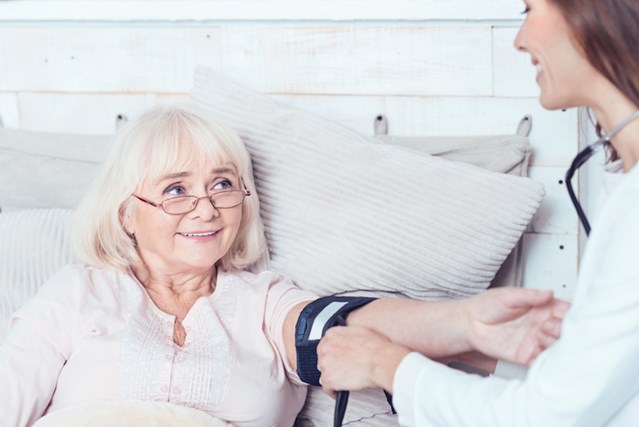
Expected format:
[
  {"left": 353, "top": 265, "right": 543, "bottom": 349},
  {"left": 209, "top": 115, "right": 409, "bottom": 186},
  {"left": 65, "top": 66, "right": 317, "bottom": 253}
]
[{"left": 317, "top": 0, "right": 639, "bottom": 425}]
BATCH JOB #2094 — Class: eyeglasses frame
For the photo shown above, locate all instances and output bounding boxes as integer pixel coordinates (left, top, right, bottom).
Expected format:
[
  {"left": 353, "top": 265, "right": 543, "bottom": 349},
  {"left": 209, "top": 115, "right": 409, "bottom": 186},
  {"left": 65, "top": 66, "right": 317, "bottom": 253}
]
[{"left": 131, "top": 180, "right": 251, "bottom": 215}]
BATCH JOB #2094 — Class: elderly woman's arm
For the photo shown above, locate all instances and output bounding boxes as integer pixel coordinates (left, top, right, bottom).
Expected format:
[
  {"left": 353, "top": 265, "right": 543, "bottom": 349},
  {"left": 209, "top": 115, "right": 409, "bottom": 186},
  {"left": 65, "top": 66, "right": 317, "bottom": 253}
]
[
  {"left": 0, "top": 267, "right": 87, "bottom": 426},
  {"left": 283, "top": 287, "right": 568, "bottom": 371},
  {"left": 0, "top": 319, "right": 66, "bottom": 427},
  {"left": 346, "top": 288, "right": 567, "bottom": 365}
]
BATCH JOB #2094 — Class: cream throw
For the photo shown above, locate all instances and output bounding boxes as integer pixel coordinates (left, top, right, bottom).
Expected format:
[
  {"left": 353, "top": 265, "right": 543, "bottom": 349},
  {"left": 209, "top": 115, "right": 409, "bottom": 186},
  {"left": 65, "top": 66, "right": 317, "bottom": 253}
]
[{"left": 33, "top": 400, "right": 229, "bottom": 427}]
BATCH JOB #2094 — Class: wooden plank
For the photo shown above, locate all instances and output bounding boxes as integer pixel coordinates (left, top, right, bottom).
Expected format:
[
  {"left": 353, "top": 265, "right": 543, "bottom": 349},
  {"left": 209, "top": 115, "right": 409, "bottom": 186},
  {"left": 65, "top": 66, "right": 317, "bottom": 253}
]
[
  {"left": 0, "top": 93, "right": 19, "bottom": 128},
  {"left": 220, "top": 25, "right": 493, "bottom": 96},
  {"left": 382, "top": 97, "right": 578, "bottom": 167},
  {"left": 273, "top": 94, "right": 578, "bottom": 165},
  {"left": 0, "top": 25, "right": 493, "bottom": 95},
  {"left": 16, "top": 93, "right": 159, "bottom": 133},
  {"left": 157, "top": 93, "right": 190, "bottom": 104},
  {"left": 271, "top": 94, "right": 386, "bottom": 136},
  {"left": 15, "top": 93, "right": 577, "bottom": 166},
  {"left": 528, "top": 166, "right": 579, "bottom": 235},
  {"left": 522, "top": 233, "right": 578, "bottom": 301},
  {"left": 493, "top": 27, "right": 539, "bottom": 97},
  {"left": 0, "top": 1, "right": 527, "bottom": 22},
  {"left": 16, "top": 92, "right": 191, "bottom": 133},
  {"left": 0, "top": 27, "right": 223, "bottom": 93}
]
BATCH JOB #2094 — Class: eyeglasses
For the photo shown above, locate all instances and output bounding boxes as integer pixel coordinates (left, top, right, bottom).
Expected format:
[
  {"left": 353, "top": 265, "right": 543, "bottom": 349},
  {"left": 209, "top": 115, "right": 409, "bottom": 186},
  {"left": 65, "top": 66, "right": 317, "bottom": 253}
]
[{"left": 132, "top": 184, "right": 250, "bottom": 215}]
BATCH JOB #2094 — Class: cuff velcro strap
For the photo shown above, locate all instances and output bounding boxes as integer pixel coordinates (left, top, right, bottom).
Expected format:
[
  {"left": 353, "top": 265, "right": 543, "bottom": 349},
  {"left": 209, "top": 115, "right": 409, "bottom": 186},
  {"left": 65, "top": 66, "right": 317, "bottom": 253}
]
[{"left": 295, "top": 296, "right": 377, "bottom": 386}]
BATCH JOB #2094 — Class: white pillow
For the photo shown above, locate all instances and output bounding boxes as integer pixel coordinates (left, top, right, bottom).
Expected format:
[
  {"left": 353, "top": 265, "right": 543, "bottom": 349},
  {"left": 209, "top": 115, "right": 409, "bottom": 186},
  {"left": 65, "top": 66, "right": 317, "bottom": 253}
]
[
  {"left": 376, "top": 133, "right": 532, "bottom": 177},
  {"left": 0, "top": 208, "right": 74, "bottom": 341},
  {"left": 33, "top": 400, "right": 229, "bottom": 427},
  {"left": 296, "top": 388, "right": 398, "bottom": 426},
  {"left": 0, "top": 128, "right": 110, "bottom": 211},
  {"left": 190, "top": 66, "right": 545, "bottom": 300}
]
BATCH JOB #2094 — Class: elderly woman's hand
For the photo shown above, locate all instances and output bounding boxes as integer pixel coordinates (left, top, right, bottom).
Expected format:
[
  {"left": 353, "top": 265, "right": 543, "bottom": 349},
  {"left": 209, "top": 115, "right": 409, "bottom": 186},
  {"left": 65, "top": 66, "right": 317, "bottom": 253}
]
[
  {"left": 464, "top": 288, "right": 570, "bottom": 366},
  {"left": 317, "top": 325, "right": 410, "bottom": 397}
]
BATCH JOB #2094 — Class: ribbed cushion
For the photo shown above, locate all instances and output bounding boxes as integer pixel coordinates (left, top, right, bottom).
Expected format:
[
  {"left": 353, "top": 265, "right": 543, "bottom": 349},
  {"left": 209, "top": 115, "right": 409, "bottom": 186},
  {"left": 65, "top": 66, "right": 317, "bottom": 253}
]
[
  {"left": 190, "top": 66, "right": 545, "bottom": 300},
  {"left": 296, "top": 388, "right": 398, "bottom": 426},
  {"left": 0, "top": 128, "right": 110, "bottom": 212},
  {"left": 0, "top": 209, "right": 74, "bottom": 340}
]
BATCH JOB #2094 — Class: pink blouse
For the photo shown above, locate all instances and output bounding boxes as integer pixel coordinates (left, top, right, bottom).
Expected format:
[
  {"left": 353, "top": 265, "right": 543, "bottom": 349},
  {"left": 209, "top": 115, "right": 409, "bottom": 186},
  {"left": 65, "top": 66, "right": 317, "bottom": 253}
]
[{"left": 0, "top": 265, "right": 316, "bottom": 427}]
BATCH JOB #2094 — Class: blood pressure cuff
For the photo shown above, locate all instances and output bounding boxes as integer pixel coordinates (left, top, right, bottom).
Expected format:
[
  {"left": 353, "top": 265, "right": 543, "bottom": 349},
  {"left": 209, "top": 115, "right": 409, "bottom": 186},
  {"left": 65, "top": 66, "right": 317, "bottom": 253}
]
[{"left": 295, "top": 296, "right": 377, "bottom": 386}]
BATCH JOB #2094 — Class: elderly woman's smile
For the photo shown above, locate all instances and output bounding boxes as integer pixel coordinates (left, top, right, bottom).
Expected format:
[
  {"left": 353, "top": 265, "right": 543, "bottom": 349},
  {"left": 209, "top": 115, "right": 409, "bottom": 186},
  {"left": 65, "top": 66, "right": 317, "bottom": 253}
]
[{"left": 176, "top": 229, "right": 220, "bottom": 238}]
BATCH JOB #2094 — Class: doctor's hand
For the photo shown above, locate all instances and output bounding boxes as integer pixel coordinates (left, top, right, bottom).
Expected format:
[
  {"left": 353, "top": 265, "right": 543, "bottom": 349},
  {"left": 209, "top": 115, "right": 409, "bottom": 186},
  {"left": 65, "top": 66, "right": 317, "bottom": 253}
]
[
  {"left": 317, "top": 325, "right": 410, "bottom": 397},
  {"left": 465, "top": 288, "right": 570, "bottom": 366}
]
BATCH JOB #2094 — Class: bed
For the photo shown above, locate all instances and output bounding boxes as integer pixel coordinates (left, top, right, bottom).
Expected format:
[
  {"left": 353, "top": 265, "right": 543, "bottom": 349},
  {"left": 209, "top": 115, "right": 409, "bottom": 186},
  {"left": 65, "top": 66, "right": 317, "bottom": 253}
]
[{"left": 0, "top": 66, "right": 544, "bottom": 426}]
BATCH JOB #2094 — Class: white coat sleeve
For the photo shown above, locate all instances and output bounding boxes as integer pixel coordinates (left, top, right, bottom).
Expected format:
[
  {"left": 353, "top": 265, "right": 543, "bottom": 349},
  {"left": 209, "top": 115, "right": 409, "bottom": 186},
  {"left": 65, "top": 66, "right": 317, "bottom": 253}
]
[{"left": 394, "top": 290, "right": 639, "bottom": 427}]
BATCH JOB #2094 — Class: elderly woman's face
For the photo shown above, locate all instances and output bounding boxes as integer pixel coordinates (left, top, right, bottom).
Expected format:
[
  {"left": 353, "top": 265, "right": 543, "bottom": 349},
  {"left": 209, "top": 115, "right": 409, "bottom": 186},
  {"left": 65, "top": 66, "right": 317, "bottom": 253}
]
[{"left": 126, "top": 159, "right": 244, "bottom": 273}]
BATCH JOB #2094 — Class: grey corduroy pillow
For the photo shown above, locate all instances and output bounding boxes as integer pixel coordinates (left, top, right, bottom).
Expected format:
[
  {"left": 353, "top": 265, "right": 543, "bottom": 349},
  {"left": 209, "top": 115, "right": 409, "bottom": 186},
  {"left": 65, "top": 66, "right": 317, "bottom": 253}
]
[{"left": 190, "top": 65, "right": 545, "bottom": 301}]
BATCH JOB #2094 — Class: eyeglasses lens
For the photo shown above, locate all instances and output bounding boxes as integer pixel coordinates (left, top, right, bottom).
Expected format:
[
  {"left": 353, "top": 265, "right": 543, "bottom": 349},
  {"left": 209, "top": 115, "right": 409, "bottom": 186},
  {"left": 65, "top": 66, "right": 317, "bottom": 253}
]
[{"left": 162, "top": 191, "right": 245, "bottom": 214}]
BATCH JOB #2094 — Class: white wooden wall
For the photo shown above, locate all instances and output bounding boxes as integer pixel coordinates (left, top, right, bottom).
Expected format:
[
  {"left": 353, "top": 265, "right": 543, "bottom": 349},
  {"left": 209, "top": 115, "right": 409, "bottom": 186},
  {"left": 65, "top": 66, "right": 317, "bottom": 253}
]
[{"left": 0, "top": 0, "right": 583, "bottom": 300}]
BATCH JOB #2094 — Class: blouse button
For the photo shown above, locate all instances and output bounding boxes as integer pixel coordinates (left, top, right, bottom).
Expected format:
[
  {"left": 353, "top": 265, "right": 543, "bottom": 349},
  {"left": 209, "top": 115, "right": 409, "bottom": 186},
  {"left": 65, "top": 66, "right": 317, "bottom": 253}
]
[
  {"left": 160, "top": 385, "right": 169, "bottom": 393},
  {"left": 165, "top": 353, "right": 174, "bottom": 361},
  {"left": 172, "top": 386, "right": 181, "bottom": 395}
]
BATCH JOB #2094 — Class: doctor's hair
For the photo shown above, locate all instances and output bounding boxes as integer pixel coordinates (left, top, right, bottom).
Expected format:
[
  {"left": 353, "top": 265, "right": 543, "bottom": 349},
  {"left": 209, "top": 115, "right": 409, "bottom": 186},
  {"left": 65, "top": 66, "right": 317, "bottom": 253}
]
[
  {"left": 552, "top": 0, "right": 639, "bottom": 160},
  {"left": 71, "top": 104, "right": 267, "bottom": 272}
]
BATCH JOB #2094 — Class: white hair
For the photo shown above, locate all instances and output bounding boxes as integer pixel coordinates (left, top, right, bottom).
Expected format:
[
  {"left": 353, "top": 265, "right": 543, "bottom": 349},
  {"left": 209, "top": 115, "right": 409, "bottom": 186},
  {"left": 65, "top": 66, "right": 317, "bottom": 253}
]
[{"left": 71, "top": 104, "right": 267, "bottom": 272}]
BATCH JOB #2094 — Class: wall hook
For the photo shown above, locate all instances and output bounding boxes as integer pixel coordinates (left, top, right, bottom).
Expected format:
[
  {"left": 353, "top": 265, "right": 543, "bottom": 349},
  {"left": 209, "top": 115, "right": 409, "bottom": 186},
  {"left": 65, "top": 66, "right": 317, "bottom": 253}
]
[
  {"left": 374, "top": 114, "right": 388, "bottom": 135},
  {"left": 115, "top": 114, "right": 128, "bottom": 130},
  {"left": 517, "top": 114, "right": 533, "bottom": 137}
]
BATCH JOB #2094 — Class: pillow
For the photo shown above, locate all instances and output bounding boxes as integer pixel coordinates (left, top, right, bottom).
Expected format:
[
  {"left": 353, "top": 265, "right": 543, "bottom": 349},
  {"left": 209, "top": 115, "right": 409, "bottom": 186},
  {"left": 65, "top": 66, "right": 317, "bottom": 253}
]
[
  {"left": 375, "top": 133, "right": 533, "bottom": 289},
  {"left": 0, "top": 208, "right": 74, "bottom": 341},
  {"left": 0, "top": 127, "right": 110, "bottom": 211},
  {"left": 296, "top": 388, "right": 398, "bottom": 426},
  {"left": 190, "top": 65, "right": 545, "bottom": 300},
  {"left": 376, "top": 133, "right": 531, "bottom": 177},
  {"left": 33, "top": 400, "right": 229, "bottom": 427}
]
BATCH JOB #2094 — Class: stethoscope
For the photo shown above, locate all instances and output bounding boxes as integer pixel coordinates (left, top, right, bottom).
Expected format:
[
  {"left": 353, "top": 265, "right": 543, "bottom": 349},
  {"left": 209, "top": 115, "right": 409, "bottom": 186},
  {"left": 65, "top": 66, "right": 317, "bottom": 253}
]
[{"left": 565, "top": 109, "right": 639, "bottom": 236}]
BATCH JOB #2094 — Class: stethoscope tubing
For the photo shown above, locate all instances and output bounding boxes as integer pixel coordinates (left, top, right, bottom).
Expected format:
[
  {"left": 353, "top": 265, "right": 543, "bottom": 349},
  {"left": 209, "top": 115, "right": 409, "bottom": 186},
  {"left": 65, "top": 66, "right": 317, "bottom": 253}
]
[{"left": 565, "top": 109, "right": 639, "bottom": 236}]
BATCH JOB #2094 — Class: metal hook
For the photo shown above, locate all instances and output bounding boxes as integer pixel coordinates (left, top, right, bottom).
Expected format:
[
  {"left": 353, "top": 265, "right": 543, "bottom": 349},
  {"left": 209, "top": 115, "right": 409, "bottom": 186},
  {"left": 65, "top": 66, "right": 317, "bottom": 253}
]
[
  {"left": 517, "top": 114, "right": 533, "bottom": 137},
  {"left": 115, "top": 114, "right": 128, "bottom": 130},
  {"left": 374, "top": 114, "right": 388, "bottom": 135}
]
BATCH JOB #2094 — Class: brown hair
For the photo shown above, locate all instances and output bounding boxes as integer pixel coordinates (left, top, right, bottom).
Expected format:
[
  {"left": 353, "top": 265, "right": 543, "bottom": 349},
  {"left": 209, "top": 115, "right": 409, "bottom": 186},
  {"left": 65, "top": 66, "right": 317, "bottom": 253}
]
[{"left": 551, "top": 0, "right": 639, "bottom": 159}]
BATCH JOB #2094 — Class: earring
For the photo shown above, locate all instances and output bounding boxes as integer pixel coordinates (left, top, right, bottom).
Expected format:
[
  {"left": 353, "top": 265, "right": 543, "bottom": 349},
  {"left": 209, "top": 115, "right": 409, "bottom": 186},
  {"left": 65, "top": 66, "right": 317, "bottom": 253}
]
[{"left": 127, "top": 232, "right": 137, "bottom": 247}]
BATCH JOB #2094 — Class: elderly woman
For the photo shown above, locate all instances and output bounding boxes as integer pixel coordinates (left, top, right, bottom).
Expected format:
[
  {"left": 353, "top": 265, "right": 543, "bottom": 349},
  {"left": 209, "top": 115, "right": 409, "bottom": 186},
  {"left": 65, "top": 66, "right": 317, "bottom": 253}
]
[{"left": 0, "top": 105, "right": 566, "bottom": 426}]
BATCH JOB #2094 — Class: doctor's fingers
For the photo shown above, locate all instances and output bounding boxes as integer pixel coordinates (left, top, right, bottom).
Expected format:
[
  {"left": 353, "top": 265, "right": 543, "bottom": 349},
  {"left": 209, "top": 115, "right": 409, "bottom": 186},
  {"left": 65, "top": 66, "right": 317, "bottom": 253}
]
[
  {"left": 317, "top": 328, "right": 352, "bottom": 374},
  {"left": 318, "top": 376, "right": 338, "bottom": 400},
  {"left": 535, "top": 326, "right": 561, "bottom": 354},
  {"left": 319, "top": 325, "right": 385, "bottom": 354},
  {"left": 541, "top": 316, "right": 563, "bottom": 338},
  {"left": 552, "top": 299, "right": 571, "bottom": 318}
]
